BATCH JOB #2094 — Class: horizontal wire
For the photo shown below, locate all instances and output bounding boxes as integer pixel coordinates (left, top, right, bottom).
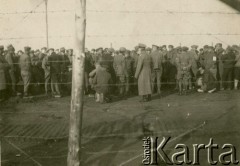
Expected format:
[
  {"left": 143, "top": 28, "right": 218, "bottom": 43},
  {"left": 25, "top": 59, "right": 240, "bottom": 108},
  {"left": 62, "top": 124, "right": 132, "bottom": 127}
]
[
  {"left": 0, "top": 80, "right": 238, "bottom": 85},
  {"left": 1, "top": 10, "right": 240, "bottom": 15},
  {"left": 1, "top": 33, "right": 240, "bottom": 41}
]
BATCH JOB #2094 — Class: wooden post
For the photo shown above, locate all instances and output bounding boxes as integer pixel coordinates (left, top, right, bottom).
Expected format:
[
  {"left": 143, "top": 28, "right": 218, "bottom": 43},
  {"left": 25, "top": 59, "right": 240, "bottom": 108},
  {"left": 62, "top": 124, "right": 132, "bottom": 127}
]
[
  {"left": 45, "top": 0, "right": 49, "bottom": 48},
  {"left": 67, "top": 0, "right": 86, "bottom": 165},
  {"left": 0, "top": 139, "right": 1, "bottom": 166}
]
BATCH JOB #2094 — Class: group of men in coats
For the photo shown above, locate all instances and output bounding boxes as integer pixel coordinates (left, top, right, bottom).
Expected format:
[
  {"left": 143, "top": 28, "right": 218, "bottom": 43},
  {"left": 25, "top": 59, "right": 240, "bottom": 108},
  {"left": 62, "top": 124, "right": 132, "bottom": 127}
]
[
  {"left": 0, "top": 43, "right": 240, "bottom": 103},
  {"left": 0, "top": 45, "right": 73, "bottom": 101}
]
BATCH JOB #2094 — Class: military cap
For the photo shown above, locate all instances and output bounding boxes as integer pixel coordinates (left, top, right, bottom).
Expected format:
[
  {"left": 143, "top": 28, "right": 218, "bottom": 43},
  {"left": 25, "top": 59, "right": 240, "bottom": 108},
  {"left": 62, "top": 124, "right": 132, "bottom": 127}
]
[
  {"left": 96, "top": 47, "right": 103, "bottom": 51},
  {"left": 47, "top": 48, "right": 54, "bottom": 52},
  {"left": 152, "top": 45, "right": 159, "bottom": 48},
  {"left": 17, "top": 50, "right": 23, "bottom": 54},
  {"left": 108, "top": 48, "right": 115, "bottom": 53},
  {"left": 60, "top": 47, "right": 65, "bottom": 51},
  {"left": 138, "top": 43, "right": 146, "bottom": 48},
  {"left": 191, "top": 45, "right": 198, "bottom": 49},
  {"left": 168, "top": 45, "right": 174, "bottom": 48},
  {"left": 35, "top": 49, "right": 40, "bottom": 52},
  {"left": 203, "top": 45, "right": 209, "bottom": 49},
  {"left": 215, "top": 43, "right": 222, "bottom": 47},
  {"left": 182, "top": 46, "right": 188, "bottom": 51},
  {"left": 7, "top": 45, "right": 15, "bottom": 51},
  {"left": 232, "top": 45, "right": 238, "bottom": 49},
  {"left": 208, "top": 46, "right": 214, "bottom": 50},
  {"left": 176, "top": 46, "right": 182, "bottom": 51},
  {"left": 226, "top": 46, "right": 233, "bottom": 51},
  {"left": 119, "top": 47, "right": 126, "bottom": 52},
  {"left": 0, "top": 45, "right": 4, "bottom": 50},
  {"left": 134, "top": 46, "right": 139, "bottom": 50},
  {"left": 125, "top": 50, "right": 131, "bottom": 54},
  {"left": 162, "top": 45, "right": 166, "bottom": 48},
  {"left": 7, "top": 44, "right": 13, "bottom": 49},
  {"left": 24, "top": 46, "right": 31, "bottom": 52},
  {"left": 146, "top": 47, "right": 151, "bottom": 51},
  {"left": 30, "top": 50, "right": 35, "bottom": 54},
  {"left": 41, "top": 47, "right": 47, "bottom": 50}
]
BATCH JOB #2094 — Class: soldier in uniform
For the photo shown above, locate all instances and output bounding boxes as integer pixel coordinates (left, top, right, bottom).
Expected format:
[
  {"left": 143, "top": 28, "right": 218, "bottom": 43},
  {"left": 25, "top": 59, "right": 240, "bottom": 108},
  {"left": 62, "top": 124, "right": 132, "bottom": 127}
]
[
  {"left": 215, "top": 43, "right": 225, "bottom": 90},
  {"left": 59, "top": 47, "right": 70, "bottom": 94},
  {"left": 5, "top": 45, "right": 16, "bottom": 96},
  {"left": 150, "top": 45, "right": 163, "bottom": 95},
  {"left": 84, "top": 48, "right": 94, "bottom": 95},
  {"left": 0, "top": 46, "right": 9, "bottom": 101},
  {"left": 30, "top": 50, "right": 42, "bottom": 94},
  {"left": 221, "top": 46, "right": 236, "bottom": 90},
  {"left": 131, "top": 46, "right": 139, "bottom": 95},
  {"left": 113, "top": 47, "right": 127, "bottom": 97},
  {"left": 188, "top": 45, "right": 199, "bottom": 89},
  {"left": 176, "top": 46, "right": 191, "bottom": 95},
  {"left": 19, "top": 46, "right": 32, "bottom": 97},
  {"left": 161, "top": 45, "right": 168, "bottom": 89},
  {"left": 124, "top": 50, "right": 134, "bottom": 96},
  {"left": 233, "top": 45, "right": 240, "bottom": 90},
  {"left": 204, "top": 46, "right": 218, "bottom": 80},
  {"left": 67, "top": 49, "right": 73, "bottom": 65},
  {"left": 42, "top": 47, "right": 52, "bottom": 95},
  {"left": 134, "top": 43, "right": 152, "bottom": 102},
  {"left": 48, "top": 48, "right": 62, "bottom": 97},
  {"left": 166, "top": 45, "right": 177, "bottom": 90},
  {"left": 146, "top": 47, "right": 151, "bottom": 55}
]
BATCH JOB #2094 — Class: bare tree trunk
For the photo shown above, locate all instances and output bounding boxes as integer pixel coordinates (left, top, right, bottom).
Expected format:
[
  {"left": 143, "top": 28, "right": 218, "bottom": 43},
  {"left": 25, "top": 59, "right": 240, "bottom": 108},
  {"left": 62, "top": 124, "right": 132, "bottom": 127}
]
[{"left": 67, "top": 0, "right": 86, "bottom": 165}]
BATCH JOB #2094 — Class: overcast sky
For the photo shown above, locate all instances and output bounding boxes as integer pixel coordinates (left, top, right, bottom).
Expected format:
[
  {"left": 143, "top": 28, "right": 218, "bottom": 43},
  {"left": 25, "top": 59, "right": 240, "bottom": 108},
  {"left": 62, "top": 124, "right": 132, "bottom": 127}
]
[{"left": 0, "top": 0, "right": 239, "bottom": 50}]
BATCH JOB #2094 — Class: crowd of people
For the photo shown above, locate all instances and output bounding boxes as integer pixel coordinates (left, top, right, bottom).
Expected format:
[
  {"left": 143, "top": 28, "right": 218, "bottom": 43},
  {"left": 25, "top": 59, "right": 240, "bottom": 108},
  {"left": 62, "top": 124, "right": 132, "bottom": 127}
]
[{"left": 0, "top": 43, "right": 240, "bottom": 103}]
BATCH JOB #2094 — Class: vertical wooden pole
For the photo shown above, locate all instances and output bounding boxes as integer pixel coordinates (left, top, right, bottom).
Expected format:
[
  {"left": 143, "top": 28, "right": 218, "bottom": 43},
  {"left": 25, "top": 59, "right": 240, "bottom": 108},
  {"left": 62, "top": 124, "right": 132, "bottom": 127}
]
[
  {"left": 45, "top": 0, "right": 49, "bottom": 48},
  {"left": 67, "top": 0, "right": 86, "bottom": 165},
  {"left": 0, "top": 139, "right": 1, "bottom": 166}
]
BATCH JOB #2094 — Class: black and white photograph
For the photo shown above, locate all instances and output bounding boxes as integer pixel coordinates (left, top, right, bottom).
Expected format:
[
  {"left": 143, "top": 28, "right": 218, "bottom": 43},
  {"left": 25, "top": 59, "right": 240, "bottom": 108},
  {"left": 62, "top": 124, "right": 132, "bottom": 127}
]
[{"left": 0, "top": 0, "right": 240, "bottom": 165}]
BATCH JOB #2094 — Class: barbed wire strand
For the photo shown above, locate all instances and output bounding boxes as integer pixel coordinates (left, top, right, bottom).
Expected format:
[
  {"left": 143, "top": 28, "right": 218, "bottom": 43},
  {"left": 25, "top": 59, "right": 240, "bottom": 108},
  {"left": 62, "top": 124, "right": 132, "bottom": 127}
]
[
  {"left": 1, "top": 10, "right": 240, "bottom": 15},
  {"left": 4, "top": 139, "right": 42, "bottom": 166},
  {"left": 1, "top": 33, "right": 240, "bottom": 41},
  {"left": 5, "top": 0, "right": 45, "bottom": 37}
]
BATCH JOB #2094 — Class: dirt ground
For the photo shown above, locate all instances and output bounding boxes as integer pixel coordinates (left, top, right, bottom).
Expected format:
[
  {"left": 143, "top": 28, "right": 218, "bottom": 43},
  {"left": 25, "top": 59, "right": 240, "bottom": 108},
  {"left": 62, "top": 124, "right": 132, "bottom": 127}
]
[{"left": 0, "top": 90, "right": 240, "bottom": 166}]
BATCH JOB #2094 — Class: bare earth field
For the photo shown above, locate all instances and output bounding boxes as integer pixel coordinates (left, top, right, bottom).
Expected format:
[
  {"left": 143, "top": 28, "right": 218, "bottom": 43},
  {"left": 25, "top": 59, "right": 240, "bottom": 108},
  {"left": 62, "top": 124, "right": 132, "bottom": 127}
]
[{"left": 0, "top": 90, "right": 240, "bottom": 166}]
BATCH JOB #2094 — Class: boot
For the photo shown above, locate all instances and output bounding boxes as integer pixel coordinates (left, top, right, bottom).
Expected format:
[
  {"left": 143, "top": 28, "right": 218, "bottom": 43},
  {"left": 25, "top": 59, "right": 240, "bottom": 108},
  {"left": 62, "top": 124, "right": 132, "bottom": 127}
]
[
  {"left": 95, "top": 93, "right": 100, "bottom": 102},
  {"left": 234, "top": 80, "right": 238, "bottom": 90},
  {"left": 147, "top": 95, "right": 151, "bottom": 101},
  {"left": 99, "top": 93, "right": 104, "bottom": 103}
]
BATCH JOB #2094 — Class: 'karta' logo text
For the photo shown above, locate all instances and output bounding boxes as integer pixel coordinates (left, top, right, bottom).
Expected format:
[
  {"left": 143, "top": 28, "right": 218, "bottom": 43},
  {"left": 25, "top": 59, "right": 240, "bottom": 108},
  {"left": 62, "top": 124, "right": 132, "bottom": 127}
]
[{"left": 142, "top": 137, "right": 239, "bottom": 165}]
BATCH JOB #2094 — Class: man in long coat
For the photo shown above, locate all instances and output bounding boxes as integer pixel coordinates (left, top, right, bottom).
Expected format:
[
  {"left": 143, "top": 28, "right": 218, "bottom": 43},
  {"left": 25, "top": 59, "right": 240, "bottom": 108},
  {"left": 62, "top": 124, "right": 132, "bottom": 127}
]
[
  {"left": 215, "top": 43, "right": 224, "bottom": 90},
  {"left": 0, "top": 46, "right": 9, "bottom": 101},
  {"left": 5, "top": 45, "right": 16, "bottom": 96},
  {"left": 166, "top": 45, "right": 177, "bottom": 90},
  {"left": 134, "top": 44, "right": 152, "bottom": 102},
  {"left": 131, "top": 47, "right": 139, "bottom": 95},
  {"left": 188, "top": 45, "right": 199, "bottom": 89},
  {"left": 19, "top": 46, "right": 32, "bottom": 97}
]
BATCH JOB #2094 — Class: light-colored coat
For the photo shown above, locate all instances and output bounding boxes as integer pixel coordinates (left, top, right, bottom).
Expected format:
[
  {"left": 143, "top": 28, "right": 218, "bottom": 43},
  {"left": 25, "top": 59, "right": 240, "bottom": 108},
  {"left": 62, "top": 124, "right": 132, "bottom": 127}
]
[{"left": 134, "top": 51, "right": 152, "bottom": 96}]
